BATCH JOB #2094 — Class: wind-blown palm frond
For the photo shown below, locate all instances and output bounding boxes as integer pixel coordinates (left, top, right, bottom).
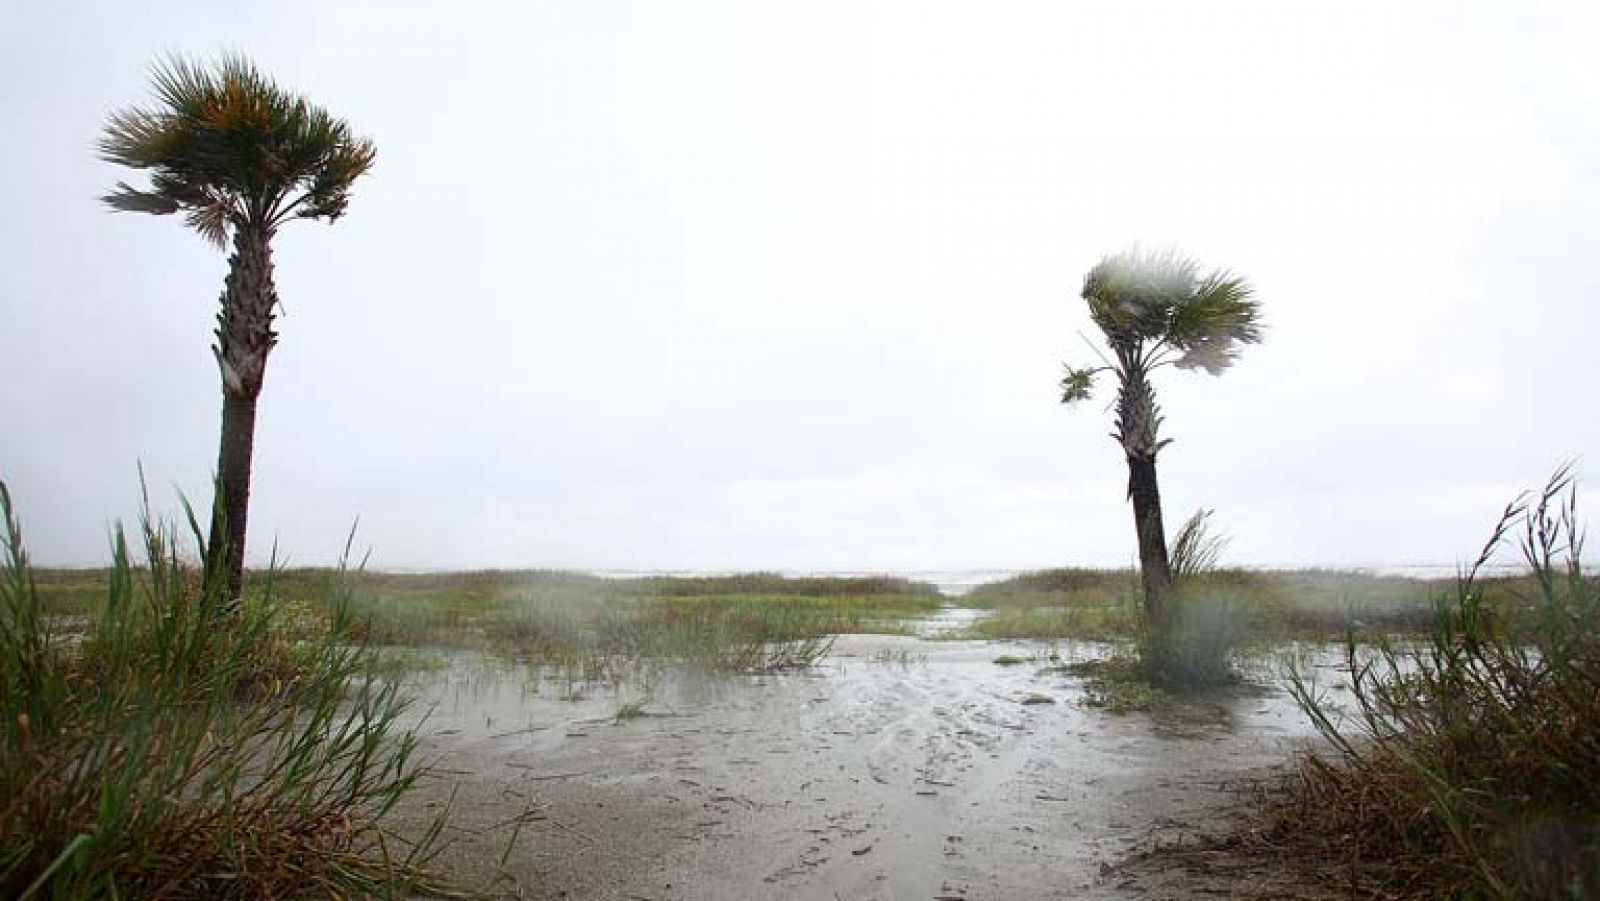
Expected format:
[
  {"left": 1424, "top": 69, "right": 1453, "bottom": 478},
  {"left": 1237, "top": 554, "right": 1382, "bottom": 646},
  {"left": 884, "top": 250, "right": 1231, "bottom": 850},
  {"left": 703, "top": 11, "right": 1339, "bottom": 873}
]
[
  {"left": 99, "top": 53, "right": 376, "bottom": 246},
  {"left": 1175, "top": 271, "right": 1261, "bottom": 342},
  {"left": 102, "top": 181, "right": 180, "bottom": 215},
  {"left": 1082, "top": 248, "right": 1201, "bottom": 343},
  {"left": 1063, "top": 246, "right": 1264, "bottom": 449}
]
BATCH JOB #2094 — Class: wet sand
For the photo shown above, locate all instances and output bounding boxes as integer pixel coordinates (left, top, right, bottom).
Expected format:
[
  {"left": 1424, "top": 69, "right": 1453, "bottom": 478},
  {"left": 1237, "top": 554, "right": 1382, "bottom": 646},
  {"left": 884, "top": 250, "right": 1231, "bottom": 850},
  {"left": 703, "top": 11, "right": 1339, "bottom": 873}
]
[{"left": 389, "top": 632, "right": 1331, "bottom": 900}]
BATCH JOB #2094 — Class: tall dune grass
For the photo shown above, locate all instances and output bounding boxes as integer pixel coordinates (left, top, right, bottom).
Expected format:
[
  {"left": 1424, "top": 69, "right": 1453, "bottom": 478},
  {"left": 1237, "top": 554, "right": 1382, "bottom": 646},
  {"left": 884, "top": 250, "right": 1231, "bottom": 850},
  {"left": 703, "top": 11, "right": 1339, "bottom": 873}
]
[
  {"left": 1285, "top": 468, "right": 1600, "bottom": 897},
  {"left": 0, "top": 482, "right": 445, "bottom": 899}
]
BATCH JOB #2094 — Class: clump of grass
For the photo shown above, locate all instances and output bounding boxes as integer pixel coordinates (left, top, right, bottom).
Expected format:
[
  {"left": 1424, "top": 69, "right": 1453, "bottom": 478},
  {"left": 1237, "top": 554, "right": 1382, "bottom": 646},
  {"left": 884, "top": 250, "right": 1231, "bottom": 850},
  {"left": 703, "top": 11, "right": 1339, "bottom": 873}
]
[
  {"left": 0, "top": 481, "right": 444, "bottom": 899},
  {"left": 613, "top": 700, "right": 648, "bottom": 723},
  {"left": 640, "top": 598, "right": 836, "bottom": 671},
  {"left": 966, "top": 604, "right": 1141, "bottom": 641},
  {"left": 1141, "top": 592, "right": 1241, "bottom": 688},
  {"left": 1284, "top": 468, "right": 1600, "bottom": 898},
  {"left": 992, "top": 654, "right": 1028, "bottom": 666},
  {"left": 1068, "top": 655, "right": 1169, "bottom": 713}
]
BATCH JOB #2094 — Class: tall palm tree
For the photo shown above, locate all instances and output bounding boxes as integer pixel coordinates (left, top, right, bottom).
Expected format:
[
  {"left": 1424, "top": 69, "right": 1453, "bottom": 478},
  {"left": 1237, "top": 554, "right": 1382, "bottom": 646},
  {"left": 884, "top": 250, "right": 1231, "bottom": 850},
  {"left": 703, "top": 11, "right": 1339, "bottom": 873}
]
[
  {"left": 100, "top": 55, "right": 376, "bottom": 601},
  {"left": 1060, "top": 248, "right": 1262, "bottom": 624}
]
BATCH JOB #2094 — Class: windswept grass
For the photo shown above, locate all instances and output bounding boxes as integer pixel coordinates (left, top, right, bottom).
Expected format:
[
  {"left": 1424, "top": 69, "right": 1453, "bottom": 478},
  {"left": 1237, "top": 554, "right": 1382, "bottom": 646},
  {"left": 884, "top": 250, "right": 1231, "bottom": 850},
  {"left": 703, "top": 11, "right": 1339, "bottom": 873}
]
[
  {"left": 1281, "top": 469, "right": 1600, "bottom": 898},
  {"left": 0, "top": 482, "right": 445, "bottom": 899}
]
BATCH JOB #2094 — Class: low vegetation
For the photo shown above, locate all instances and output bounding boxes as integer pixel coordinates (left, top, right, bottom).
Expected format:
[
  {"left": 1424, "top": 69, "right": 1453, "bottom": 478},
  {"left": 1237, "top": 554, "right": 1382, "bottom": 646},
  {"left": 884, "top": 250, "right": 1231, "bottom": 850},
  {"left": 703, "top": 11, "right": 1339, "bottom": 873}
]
[
  {"left": 333, "top": 574, "right": 935, "bottom": 673},
  {"left": 1279, "top": 469, "right": 1600, "bottom": 898},
  {"left": 963, "top": 566, "right": 1439, "bottom": 633},
  {"left": 39, "top": 566, "right": 939, "bottom": 675},
  {"left": 0, "top": 483, "right": 445, "bottom": 899}
]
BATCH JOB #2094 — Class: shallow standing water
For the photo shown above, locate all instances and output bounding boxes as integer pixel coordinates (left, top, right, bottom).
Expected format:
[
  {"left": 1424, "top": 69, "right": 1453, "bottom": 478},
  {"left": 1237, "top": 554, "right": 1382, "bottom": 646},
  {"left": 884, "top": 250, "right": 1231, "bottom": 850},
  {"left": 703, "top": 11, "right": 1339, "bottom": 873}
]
[{"left": 389, "top": 635, "right": 1325, "bottom": 900}]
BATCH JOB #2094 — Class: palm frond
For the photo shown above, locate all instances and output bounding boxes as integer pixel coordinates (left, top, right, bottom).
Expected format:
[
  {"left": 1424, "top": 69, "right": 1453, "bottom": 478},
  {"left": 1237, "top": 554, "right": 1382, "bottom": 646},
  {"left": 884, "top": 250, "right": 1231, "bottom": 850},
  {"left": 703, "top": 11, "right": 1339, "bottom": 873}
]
[
  {"left": 1170, "top": 508, "right": 1229, "bottom": 583},
  {"left": 99, "top": 109, "right": 174, "bottom": 169},
  {"left": 1168, "top": 271, "right": 1263, "bottom": 349},
  {"left": 185, "top": 200, "right": 235, "bottom": 248},
  {"left": 1171, "top": 334, "right": 1239, "bottom": 375},
  {"left": 1060, "top": 365, "right": 1098, "bottom": 404},
  {"left": 102, "top": 182, "right": 179, "bottom": 215}
]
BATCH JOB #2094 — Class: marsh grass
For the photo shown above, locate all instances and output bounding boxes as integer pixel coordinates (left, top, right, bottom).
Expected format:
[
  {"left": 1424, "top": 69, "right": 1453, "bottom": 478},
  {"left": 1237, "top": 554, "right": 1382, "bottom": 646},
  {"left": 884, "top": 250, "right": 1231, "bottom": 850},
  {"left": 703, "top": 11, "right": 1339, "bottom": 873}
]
[
  {"left": 0, "top": 482, "right": 446, "bottom": 899},
  {"left": 309, "top": 575, "right": 934, "bottom": 674},
  {"left": 967, "top": 604, "right": 1143, "bottom": 641},
  {"left": 1282, "top": 469, "right": 1600, "bottom": 898}
]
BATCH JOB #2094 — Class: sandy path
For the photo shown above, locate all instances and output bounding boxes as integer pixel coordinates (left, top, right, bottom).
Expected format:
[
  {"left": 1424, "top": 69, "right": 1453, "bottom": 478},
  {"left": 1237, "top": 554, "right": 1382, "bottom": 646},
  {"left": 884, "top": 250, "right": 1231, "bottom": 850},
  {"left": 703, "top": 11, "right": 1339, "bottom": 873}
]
[{"left": 389, "top": 634, "right": 1321, "bottom": 900}]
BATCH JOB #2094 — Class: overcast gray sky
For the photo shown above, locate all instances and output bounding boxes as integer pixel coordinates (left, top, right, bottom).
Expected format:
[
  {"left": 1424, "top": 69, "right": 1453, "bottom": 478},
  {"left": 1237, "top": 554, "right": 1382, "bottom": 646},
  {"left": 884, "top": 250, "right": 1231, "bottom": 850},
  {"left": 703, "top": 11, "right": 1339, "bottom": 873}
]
[{"left": 2, "top": 1, "right": 1597, "bottom": 573}]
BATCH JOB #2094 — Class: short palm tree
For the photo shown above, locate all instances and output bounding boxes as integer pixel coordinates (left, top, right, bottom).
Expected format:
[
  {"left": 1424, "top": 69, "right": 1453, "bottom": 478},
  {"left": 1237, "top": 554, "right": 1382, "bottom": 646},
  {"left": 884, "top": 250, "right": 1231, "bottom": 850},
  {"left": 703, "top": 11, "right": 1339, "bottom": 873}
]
[
  {"left": 1060, "top": 248, "right": 1262, "bottom": 624},
  {"left": 100, "top": 55, "right": 376, "bottom": 601}
]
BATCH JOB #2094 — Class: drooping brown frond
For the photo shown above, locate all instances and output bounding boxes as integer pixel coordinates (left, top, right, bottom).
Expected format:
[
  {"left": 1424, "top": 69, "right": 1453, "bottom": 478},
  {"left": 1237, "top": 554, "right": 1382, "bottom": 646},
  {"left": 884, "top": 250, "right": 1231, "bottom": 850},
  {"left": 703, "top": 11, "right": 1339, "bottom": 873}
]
[{"left": 185, "top": 200, "right": 234, "bottom": 249}]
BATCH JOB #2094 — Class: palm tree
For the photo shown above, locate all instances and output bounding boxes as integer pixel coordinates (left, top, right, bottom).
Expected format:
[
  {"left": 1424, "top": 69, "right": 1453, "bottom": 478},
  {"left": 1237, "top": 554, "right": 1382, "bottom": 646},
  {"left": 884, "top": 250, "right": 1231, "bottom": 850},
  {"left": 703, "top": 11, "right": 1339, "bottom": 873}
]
[
  {"left": 1060, "top": 248, "right": 1262, "bottom": 624},
  {"left": 100, "top": 55, "right": 376, "bottom": 601}
]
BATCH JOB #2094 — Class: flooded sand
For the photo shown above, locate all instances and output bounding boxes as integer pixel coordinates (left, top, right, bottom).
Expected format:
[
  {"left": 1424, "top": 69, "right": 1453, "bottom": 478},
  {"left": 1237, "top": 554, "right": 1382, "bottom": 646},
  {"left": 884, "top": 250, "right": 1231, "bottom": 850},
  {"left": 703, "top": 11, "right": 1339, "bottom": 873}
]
[{"left": 391, "top": 635, "right": 1330, "bottom": 900}]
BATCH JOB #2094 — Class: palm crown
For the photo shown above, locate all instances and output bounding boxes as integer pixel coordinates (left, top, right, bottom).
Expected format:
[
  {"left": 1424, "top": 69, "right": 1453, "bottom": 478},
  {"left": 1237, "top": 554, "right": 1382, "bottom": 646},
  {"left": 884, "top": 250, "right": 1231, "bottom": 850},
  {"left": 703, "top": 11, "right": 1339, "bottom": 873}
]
[
  {"left": 99, "top": 54, "right": 376, "bottom": 245},
  {"left": 1062, "top": 248, "right": 1263, "bottom": 403}
]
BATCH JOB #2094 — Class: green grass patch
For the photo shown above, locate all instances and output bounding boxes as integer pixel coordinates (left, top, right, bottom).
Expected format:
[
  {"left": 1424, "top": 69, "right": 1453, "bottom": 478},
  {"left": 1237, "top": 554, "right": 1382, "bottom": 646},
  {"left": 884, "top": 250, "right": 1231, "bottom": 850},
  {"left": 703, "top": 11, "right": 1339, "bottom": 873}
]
[
  {"left": 0, "top": 482, "right": 448, "bottom": 899},
  {"left": 966, "top": 604, "right": 1143, "bottom": 642}
]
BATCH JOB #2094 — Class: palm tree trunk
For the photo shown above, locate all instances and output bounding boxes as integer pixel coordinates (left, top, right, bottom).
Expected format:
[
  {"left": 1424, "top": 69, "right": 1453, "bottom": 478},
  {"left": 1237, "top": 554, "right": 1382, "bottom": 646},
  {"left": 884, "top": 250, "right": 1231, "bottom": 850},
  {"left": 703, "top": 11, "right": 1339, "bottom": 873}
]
[
  {"left": 207, "top": 391, "right": 258, "bottom": 600},
  {"left": 1126, "top": 452, "right": 1171, "bottom": 623},
  {"left": 204, "top": 225, "right": 278, "bottom": 603},
  {"left": 1114, "top": 357, "right": 1171, "bottom": 623}
]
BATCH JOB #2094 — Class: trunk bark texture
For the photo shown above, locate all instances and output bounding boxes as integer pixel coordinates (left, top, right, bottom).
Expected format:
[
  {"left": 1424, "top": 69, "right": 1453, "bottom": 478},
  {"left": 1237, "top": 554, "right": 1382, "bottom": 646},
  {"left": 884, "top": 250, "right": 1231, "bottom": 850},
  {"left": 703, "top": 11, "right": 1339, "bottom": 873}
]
[
  {"left": 205, "top": 225, "right": 278, "bottom": 602},
  {"left": 209, "top": 393, "right": 259, "bottom": 600},
  {"left": 1125, "top": 452, "right": 1171, "bottom": 623},
  {"left": 1114, "top": 356, "right": 1171, "bottom": 623}
]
